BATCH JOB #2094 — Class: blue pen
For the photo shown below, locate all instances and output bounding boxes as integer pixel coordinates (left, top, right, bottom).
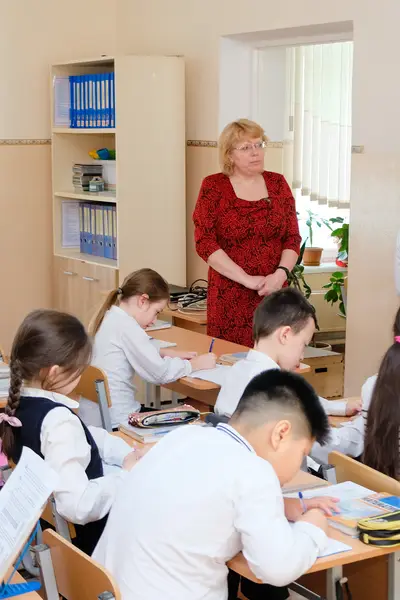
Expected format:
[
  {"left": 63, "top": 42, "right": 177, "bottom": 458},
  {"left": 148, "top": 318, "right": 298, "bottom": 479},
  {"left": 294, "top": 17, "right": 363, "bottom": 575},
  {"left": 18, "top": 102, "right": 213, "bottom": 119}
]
[
  {"left": 299, "top": 491, "right": 307, "bottom": 514},
  {"left": 209, "top": 338, "right": 215, "bottom": 353}
]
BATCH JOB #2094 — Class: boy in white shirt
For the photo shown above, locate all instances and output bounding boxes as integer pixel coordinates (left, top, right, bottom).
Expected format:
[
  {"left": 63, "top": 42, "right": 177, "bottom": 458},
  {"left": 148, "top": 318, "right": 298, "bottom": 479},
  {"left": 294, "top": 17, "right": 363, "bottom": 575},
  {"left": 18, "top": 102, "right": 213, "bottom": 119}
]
[
  {"left": 94, "top": 369, "right": 338, "bottom": 600},
  {"left": 215, "top": 288, "right": 361, "bottom": 420}
]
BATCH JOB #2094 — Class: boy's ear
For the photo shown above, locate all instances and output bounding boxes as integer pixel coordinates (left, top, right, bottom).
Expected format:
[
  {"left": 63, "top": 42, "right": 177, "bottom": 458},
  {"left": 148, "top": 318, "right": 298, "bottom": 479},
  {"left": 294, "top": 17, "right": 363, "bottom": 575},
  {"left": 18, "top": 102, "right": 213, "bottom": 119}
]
[
  {"left": 270, "top": 419, "right": 292, "bottom": 450},
  {"left": 277, "top": 325, "right": 292, "bottom": 345}
]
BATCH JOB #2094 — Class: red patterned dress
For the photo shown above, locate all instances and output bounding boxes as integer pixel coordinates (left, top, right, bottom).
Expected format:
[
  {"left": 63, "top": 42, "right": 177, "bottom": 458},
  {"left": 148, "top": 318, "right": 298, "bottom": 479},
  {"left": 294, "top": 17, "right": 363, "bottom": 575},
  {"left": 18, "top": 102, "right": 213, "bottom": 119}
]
[{"left": 193, "top": 171, "right": 301, "bottom": 347}]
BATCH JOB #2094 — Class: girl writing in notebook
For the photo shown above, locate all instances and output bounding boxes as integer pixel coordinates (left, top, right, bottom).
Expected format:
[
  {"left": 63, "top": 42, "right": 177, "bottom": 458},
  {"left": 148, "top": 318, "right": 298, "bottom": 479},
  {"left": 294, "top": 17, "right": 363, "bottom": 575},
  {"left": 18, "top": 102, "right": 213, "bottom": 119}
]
[
  {"left": 0, "top": 309, "right": 138, "bottom": 555},
  {"left": 79, "top": 268, "right": 216, "bottom": 429}
]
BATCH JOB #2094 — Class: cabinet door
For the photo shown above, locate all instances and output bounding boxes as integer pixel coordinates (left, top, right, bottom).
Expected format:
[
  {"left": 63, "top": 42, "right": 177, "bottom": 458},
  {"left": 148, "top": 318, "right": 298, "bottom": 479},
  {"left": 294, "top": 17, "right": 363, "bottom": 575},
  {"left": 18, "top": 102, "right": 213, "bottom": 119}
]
[
  {"left": 53, "top": 257, "right": 118, "bottom": 327},
  {"left": 75, "top": 261, "right": 118, "bottom": 328},
  {"left": 53, "top": 257, "right": 81, "bottom": 316}
]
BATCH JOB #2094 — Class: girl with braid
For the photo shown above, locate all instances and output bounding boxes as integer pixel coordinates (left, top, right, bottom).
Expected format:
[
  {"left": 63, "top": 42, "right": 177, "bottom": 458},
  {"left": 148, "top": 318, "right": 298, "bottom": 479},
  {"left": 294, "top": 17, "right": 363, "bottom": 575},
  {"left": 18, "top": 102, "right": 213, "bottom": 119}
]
[{"left": 0, "top": 309, "right": 138, "bottom": 555}]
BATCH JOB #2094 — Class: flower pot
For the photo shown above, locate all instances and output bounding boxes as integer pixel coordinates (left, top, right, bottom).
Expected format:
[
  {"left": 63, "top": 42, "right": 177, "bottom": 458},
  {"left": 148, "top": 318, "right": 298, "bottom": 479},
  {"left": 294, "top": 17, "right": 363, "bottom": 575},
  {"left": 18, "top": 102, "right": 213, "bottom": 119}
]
[{"left": 303, "top": 247, "right": 323, "bottom": 266}]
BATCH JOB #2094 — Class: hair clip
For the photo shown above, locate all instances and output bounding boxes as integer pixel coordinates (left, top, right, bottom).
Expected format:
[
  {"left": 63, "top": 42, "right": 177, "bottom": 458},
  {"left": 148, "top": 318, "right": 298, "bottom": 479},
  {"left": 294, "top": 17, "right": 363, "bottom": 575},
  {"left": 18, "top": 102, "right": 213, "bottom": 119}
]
[{"left": 395, "top": 336, "right": 400, "bottom": 343}]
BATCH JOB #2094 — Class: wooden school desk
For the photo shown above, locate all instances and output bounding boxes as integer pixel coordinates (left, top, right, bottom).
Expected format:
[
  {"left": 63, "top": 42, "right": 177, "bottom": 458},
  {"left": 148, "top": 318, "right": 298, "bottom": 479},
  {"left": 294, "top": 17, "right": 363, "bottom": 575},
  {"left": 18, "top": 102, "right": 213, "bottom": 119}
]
[
  {"left": 228, "top": 470, "right": 400, "bottom": 600},
  {"left": 161, "top": 305, "right": 207, "bottom": 334},
  {"left": 149, "top": 326, "right": 310, "bottom": 407}
]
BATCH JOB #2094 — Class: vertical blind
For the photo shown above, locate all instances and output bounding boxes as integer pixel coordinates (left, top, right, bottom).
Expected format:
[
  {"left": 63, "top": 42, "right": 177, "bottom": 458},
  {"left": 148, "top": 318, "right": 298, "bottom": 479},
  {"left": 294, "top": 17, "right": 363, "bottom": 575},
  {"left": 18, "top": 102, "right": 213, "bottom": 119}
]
[{"left": 284, "top": 42, "right": 353, "bottom": 208}]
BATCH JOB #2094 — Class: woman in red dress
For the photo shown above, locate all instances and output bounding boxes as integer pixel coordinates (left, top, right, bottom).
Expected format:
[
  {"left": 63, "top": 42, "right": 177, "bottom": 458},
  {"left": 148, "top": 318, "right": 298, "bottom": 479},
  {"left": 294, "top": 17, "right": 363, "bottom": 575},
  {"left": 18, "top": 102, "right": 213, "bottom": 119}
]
[{"left": 193, "top": 119, "right": 301, "bottom": 348}]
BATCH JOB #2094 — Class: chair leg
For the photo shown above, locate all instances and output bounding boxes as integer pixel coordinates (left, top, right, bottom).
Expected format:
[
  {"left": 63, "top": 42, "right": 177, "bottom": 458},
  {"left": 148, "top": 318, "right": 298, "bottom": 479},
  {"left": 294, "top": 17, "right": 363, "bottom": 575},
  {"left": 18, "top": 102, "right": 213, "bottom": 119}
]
[
  {"left": 95, "top": 379, "right": 113, "bottom": 432},
  {"left": 34, "top": 544, "right": 59, "bottom": 600}
]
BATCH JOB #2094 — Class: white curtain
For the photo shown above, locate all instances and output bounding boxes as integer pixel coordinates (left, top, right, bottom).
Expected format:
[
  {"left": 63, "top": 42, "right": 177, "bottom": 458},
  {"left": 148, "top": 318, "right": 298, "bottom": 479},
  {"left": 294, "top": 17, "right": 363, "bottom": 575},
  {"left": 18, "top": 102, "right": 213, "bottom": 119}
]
[{"left": 284, "top": 42, "right": 353, "bottom": 208}]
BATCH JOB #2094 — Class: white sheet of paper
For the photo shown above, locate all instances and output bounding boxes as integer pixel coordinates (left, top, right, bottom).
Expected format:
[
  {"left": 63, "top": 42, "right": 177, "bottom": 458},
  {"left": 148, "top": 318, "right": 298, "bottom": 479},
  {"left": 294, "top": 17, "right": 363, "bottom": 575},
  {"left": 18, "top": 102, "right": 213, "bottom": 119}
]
[
  {"left": 190, "top": 364, "right": 231, "bottom": 386},
  {"left": 284, "top": 481, "right": 372, "bottom": 501},
  {"left": 0, "top": 447, "right": 59, "bottom": 582},
  {"left": 62, "top": 201, "right": 80, "bottom": 247},
  {"left": 318, "top": 537, "right": 352, "bottom": 558}
]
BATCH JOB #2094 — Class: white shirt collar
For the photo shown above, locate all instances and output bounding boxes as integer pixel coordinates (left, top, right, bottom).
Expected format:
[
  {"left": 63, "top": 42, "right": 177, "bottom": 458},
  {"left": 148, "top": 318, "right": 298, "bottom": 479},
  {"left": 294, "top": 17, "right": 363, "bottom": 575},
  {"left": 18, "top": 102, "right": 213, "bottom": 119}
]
[
  {"left": 21, "top": 387, "right": 79, "bottom": 410},
  {"left": 246, "top": 349, "right": 280, "bottom": 369},
  {"left": 216, "top": 423, "right": 255, "bottom": 453}
]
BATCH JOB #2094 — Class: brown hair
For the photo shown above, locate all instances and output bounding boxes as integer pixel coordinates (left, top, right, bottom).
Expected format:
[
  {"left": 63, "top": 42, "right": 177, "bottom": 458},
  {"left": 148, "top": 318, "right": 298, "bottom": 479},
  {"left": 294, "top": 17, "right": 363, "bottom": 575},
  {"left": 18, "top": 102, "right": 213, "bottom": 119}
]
[
  {"left": 90, "top": 268, "right": 170, "bottom": 336},
  {"left": 253, "top": 288, "right": 318, "bottom": 343},
  {"left": 0, "top": 309, "right": 91, "bottom": 457},
  {"left": 363, "top": 307, "right": 400, "bottom": 478},
  {"left": 219, "top": 119, "right": 268, "bottom": 176}
]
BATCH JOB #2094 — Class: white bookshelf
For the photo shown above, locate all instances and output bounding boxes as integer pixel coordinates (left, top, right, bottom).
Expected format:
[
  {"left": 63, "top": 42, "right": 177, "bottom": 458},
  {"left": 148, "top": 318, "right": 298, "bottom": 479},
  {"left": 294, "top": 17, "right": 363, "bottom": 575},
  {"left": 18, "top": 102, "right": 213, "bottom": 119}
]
[{"left": 51, "top": 54, "right": 186, "bottom": 325}]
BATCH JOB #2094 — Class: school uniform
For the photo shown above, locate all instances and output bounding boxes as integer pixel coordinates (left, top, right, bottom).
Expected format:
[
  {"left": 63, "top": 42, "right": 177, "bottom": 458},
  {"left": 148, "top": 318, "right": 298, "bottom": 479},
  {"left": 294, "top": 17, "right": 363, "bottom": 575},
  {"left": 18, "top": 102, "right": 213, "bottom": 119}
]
[
  {"left": 93, "top": 423, "right": 327, "bottom": 600},
  {"left": 12, "top": 388, "right": 131, "bottom": 555},
  {"left": 310, "top": 375, "right": 375, "bottom": 464},
  {"left": 79, "top": 305, "right": 192, "bottom": 429},
  {"left": 215, "top": 349, "right": 347, "bottom": 418}
]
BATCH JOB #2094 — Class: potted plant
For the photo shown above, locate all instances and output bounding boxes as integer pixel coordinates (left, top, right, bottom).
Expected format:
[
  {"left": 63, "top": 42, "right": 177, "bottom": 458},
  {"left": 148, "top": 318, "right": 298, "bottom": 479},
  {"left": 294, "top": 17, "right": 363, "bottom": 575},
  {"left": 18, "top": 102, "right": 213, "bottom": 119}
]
[
  {"left": 302, "top": 209, "right": 333, "bottom": 267},
  {"left": 329, "top": 217, "right": 349, "bottom": 267},
  {"left": 323, "top": 271, "right": 346, "bottom": 317}
]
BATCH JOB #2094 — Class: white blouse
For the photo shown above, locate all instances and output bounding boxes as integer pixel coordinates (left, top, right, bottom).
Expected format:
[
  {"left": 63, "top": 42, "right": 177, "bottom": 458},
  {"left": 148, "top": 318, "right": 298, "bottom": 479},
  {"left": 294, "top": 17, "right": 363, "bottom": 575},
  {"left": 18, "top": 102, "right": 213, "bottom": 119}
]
[{"left": 79, "top": 305, "right": 192, "bottom": 429}]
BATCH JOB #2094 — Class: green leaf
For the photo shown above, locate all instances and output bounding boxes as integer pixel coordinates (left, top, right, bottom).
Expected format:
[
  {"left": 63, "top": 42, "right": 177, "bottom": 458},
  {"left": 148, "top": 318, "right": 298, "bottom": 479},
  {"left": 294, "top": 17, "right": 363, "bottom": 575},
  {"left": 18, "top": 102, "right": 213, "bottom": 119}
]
[
  {"left": 332, "top": 271, "right": 344, "bottom": 279},
  {"left": 325, "top": 289, "right": 338, "bottom": 304},
  {"left": 322, "top": 283, "right": 332, "bottom": 289},
  {"left": 316, "top": 221, "right": 322, "bottom": 227},
  {"left": 306, "top": 220, "right": 311, "bottom": 227},
  {"left": 339, "top": 301, "right": 346, "bottom": 316}
]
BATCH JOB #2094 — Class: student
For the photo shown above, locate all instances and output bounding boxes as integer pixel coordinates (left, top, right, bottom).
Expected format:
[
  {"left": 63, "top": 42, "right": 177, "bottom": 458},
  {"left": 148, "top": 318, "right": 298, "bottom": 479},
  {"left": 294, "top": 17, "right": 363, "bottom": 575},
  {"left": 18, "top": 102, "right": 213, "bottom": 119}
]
[
  {"left": 311, "top": 307, "right": 400, "bottom": 465},
  {"left": 215, "top": 288, "right": 361, "bottom": 419},
  {"left": 0, "top": 309, "right": 138, "bottom": 555},
  {"left": 79, "top": 268, "right": 216, "bottom": 429},
  {"left": 363, "top": 306, "right": 400, "bottom": 478},
  {"left": 93, "top": 370, "right": 339, "bottom": 600}
]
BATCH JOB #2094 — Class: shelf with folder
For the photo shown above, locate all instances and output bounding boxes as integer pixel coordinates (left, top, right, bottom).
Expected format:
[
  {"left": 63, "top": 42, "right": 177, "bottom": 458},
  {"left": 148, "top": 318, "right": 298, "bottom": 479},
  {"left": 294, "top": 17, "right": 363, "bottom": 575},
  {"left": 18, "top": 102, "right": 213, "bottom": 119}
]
[
  {"left": 51, "top": 54, "right": 186, "bottom": 326},
  {"left": 53, "top": 128, "right": 116, "bottom": 135},
  {"left": 55, "top": 191, "right": 117, "bottom": 203},
  {"left": 54, "top": 249, "right": 118, "bottom": 270}
]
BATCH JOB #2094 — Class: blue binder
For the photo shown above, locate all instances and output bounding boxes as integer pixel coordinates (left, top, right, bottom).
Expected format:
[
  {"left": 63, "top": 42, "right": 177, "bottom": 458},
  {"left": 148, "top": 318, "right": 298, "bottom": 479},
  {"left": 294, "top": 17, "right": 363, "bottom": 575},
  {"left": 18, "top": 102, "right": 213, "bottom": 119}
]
[
  {"left": 79, "top": 203, "right": 84, "bottom": 253},
  {"left": 109, "top": 73, "right": 114, "bottom": 127},
  {"left": 89, "top": 203, "right": 95, "bottom": 255},
  {"left": 112, "top": 205, "right": 117, "bottom": 260},
  {"left": 69, "top": 76, "right": 75, "bottom": 127},
  {"left": 83, "top": 203, "right": 90, "bottom": 253},
  {"left": 104, "top": 205, "right": 113, "bottom": 259},
  {"left": 95, "top": 204, "right": 105, "bottom": 258}
]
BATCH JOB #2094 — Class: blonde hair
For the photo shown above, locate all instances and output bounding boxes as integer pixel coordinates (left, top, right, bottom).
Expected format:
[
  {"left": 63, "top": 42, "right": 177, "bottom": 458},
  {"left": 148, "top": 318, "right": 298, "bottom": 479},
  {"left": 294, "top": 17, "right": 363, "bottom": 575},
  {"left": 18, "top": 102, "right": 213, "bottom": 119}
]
[
  {"left": 90, "top": 268, "right": 170, "bottom": 336},
  {"left": 219, "top": 119, "right": 268, "bottom": 176}
]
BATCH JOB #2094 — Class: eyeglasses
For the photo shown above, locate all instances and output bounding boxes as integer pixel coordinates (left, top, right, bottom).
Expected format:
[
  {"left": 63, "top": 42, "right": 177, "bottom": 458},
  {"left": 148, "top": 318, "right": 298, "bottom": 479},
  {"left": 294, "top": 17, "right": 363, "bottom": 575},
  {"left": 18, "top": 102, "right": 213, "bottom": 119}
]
[{"left": 234, "top": 141, "right": 267, "bottom": 153}]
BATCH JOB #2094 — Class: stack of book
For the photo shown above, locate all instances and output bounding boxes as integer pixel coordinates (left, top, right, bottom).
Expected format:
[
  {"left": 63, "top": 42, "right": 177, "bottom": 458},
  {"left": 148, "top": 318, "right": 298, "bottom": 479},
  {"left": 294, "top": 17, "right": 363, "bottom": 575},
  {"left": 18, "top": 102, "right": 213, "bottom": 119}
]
[{"left": 73, "top": 164, "right": 103, "bottom": 192}]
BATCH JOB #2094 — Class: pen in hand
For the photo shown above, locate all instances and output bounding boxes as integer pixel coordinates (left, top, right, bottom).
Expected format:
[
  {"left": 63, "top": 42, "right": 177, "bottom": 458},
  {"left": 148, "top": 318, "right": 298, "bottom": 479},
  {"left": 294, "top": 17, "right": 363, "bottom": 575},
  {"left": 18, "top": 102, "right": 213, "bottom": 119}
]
[
  {"left": 299, "top": 491, "right": 307, "bottom": 514},
  {"left": 209, "top": 338, "right": 215, "bottom": 353}
]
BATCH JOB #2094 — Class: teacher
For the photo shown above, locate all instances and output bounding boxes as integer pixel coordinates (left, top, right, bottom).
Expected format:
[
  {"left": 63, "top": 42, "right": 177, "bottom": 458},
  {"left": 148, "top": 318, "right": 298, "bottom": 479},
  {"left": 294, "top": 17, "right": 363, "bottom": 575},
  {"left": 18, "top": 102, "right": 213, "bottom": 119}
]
[{"left": 193, "top": 119, "right": 301, "bottom": 347}]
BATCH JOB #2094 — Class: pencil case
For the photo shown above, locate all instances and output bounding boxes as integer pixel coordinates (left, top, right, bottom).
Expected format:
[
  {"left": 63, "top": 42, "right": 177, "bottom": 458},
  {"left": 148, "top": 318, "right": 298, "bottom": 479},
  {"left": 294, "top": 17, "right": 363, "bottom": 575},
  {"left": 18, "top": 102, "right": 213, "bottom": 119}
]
[
  {"left": 358, "top": 510, "right": 400, "bottom": 547},
  {"left": 128, "top": 404, "right": 200, "bottom": 428}
]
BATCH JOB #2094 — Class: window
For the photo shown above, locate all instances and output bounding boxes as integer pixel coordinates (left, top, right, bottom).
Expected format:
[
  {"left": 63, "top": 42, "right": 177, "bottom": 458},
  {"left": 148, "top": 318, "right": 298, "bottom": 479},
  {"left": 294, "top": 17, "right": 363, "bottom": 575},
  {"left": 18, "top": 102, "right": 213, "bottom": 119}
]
[{"left": 255, "top": 41, "right": 353, "bottom": 258}]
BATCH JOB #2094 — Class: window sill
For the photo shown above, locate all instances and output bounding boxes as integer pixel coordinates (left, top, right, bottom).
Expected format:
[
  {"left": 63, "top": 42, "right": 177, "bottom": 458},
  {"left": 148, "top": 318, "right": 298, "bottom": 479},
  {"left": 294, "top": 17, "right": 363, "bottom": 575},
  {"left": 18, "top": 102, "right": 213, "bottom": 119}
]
[{"left": 303, "top": 262, "right": 348, "bottom": 275}]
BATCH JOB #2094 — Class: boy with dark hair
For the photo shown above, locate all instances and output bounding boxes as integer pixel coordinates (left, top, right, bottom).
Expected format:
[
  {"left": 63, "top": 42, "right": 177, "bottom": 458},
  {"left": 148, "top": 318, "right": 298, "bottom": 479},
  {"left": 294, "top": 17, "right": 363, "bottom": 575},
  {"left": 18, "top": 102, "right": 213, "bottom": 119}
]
[
  {"left": 94, "top": 369, "right": 338, "bottom": 600},
  {"left": 215, "top": 288, "right": 360, "bottom": 418}
]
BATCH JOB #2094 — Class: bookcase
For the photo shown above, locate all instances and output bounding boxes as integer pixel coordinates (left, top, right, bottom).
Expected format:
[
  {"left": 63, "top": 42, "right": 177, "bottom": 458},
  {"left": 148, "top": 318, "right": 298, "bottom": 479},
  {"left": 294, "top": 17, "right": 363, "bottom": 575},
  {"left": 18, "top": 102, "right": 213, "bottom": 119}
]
[{"left": 51, "top": 55, "right": 186, "bottom": 326}]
